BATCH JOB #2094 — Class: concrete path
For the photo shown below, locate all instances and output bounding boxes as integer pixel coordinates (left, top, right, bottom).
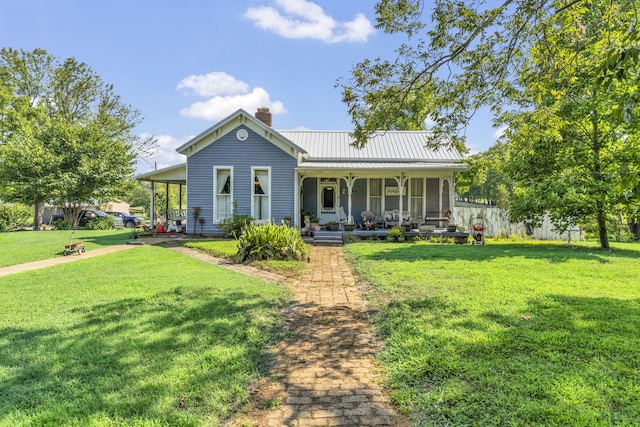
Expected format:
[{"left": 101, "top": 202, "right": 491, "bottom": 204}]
[{"left": 0, "top": 244, "right": 138, "bottom": 278}]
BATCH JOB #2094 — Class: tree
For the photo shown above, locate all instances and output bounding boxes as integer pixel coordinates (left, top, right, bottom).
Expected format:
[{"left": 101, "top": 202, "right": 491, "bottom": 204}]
[
  {"left": 0, "top": 48, "right": 156, "bottom": 228},
  {"left": 339, "top": 0, "right": 640, "bottom": 249},
  {"left": 504, "top": 2, "right": 640, "bottom": 249},
  {"left": 456, "top": 141, "right": 512, "bottom": 205},
  {"left": 340, "top": 0, "right": 639, "bottom": 148}
]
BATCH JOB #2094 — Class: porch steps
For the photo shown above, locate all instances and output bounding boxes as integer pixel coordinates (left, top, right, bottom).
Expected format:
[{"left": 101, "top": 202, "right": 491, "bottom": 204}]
[{"left": 312, "top": 230, "right": 343, "bottom": 246}]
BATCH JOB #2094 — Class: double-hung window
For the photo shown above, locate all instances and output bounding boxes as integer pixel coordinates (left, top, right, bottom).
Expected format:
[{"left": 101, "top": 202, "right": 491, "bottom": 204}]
[
  {"left": 252, "top": 167, "right": 270, "bottom": 222},
  {"left": 410, "top": 178, "right": 424, "bottom": 219},
  {"left": 368, "top": 178, "right": 382, "bottom": 215},
  {"left": 214, "top": 167, "right": 233, "bottom": 223}
]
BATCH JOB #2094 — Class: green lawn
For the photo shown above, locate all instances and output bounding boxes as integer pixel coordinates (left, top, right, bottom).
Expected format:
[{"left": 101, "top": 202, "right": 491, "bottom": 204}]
[
  {"left": 345, "top": 240, "right": 640, "bottom": 426},
  {"left": 0, "top": 246, "right": 290, "bottom": 426},
  {"left": 185, "top": 240, "right": 308, "bottom": 278},
  {"left": 0, "top": 229, "right": 136, "bottom": 267}
]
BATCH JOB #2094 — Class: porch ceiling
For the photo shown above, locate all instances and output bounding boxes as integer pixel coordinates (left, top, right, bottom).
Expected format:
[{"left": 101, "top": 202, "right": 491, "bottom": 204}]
[{"left": 136, "top": 163, "right": 186, "bottom": 184}]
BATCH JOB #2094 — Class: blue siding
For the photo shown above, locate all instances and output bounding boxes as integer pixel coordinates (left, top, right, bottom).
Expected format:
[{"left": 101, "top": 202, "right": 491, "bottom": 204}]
[
  {"left": 187, "top": 126, "right": 297, "bottom": 234},
  {"left": 301, "top": 178, "right": 318, "bottom": 218}
]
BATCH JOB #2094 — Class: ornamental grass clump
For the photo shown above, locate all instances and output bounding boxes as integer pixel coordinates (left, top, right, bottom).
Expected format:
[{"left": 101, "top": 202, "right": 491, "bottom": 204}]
[{"left": 235, "top": 222, "right": 309, "bottom": 263}]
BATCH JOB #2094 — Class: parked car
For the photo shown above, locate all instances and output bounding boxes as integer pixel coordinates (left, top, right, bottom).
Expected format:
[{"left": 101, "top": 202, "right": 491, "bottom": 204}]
[
  {"left": 106, "top": 211, "right": 143, "bottom": 228},
  {"left": 51, "top": 209, "right": 117, "bottom": 227}
]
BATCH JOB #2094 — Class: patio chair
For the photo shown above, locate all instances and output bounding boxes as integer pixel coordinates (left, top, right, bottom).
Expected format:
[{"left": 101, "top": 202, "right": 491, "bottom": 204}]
[
  {"left": 360, "top": 210, "right": 377, "bottom": 230},
  {"left": 383, "top": 209, "right": 411, "bottom": 228}
]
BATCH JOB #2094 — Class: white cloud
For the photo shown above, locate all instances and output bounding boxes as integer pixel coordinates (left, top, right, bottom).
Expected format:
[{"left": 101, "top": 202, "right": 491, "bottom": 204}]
[
  {"left": 177, "top": 72, "right": 286, "bottom": 121},
  {"left": 494, "top": 125, "right": 508, "bottom": 139},
  {"left": 176, "top": 72, "right": 249, "bottom": 97},
  {"left": 245, "top": 0, "right": 374, "bottom": 43}
]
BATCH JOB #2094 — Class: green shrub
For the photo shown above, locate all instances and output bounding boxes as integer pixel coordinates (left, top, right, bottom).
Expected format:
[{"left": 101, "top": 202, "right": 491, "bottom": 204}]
[
  {"left": 0, "top": 203, "right": 31, "bottom": 231},
  {"left": 343, "top": 233, "right": 361, "bottom": 244},
  {"left": 53, "top": 219, "right": 71, "bottom": 230},
  {"left": 85, "top": 215, "right": 115, "bottom": 230},
  {"left": 236, "top": 223, "right": 309, "bottom": 263},
  {"left": 219, "top": 213, "right": 254, "bottom": 238},
  {"left": 386, "top": 226, "right": 405, "bottom": 242}
]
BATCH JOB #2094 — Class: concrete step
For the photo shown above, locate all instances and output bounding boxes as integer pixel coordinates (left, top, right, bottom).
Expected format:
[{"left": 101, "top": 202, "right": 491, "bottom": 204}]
[
  {"left": 312, "top": 231, "right": 343, "bottom": 246},
  {"left": 313, "top": 239, "right": 343, "bottom": 246}
]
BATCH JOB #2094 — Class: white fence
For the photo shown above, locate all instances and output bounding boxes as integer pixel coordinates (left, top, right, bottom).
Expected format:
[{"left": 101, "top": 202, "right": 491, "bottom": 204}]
[{"left": 454, "top": 205, "right": 583, "bottom": 242}]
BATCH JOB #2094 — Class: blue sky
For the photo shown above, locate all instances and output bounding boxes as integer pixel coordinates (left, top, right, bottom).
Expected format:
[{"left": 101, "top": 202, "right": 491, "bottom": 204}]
[{"left": 2, "top": 0, "right": 501, "bottom": 173}]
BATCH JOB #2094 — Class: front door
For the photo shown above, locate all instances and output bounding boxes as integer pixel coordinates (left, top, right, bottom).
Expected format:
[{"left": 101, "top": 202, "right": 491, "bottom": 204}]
[{"left": 318, "top": 180, "right": 338, "bottom": 224}]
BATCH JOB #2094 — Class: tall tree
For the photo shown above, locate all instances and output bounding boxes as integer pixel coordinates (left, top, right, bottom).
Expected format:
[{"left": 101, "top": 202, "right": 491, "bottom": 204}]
[
  {"left": 340, "top": 0, "right": 639, "bottom": 248},
  {"left": 504, "top": 2, "right": 640, "bottom": 249},
  {"left": 0, "top": 48, "right": 156, "bottom": 228},
  {"left": 456, "top": 141, "right": 512, "bottom": 205}
]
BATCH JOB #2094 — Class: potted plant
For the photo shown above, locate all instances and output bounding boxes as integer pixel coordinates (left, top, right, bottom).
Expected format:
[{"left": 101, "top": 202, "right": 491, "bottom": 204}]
[
  {"left": 309, "top": 215, "right": 320, "bottom": 230},
  {"left": 387, "top": 226, "right": 405, "bottom": 242},
  {"left": 343, "top": 222, "right": 355, "bottom": 231},
  {"left": 326, "top": 220, "right": 339, "bottom": 231},
  {"left": 283, "top": 216, "right": 292, "bottom": 227},
  {"left": 301, "top": 210, "right": 313, "bottom": 227},
  {"left": 419, "top": 224, "right": 435, "bottom": 233},
  {"left": 447, "top": 223, "right": 458, "bottom": 232}
]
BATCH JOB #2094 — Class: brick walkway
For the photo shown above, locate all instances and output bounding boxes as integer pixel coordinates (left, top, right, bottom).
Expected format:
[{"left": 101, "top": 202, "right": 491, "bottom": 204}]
[{"left": 230, "top": 246, "right": 410, "bottom": 427}]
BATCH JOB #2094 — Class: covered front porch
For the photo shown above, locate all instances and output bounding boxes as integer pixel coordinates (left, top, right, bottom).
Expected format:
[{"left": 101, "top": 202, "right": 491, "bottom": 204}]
[
  {"left": 296, "top": 167, "right": 464, "bottom": 231},
  {"left": 137, "top": 163, "right": 188, "bottom": 232}
]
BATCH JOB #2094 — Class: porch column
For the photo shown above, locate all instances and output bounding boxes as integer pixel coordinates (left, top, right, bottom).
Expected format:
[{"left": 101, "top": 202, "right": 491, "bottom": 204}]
[
  {"left": 150, "top": 181, "right": 155, "bottom": 226},
  {"left": 393, "top": 174, "right": 408, "bottom": 227},
  {"left": 165, "top": 182, "right": 170, "bottom": 219},
  {"left": 344, "top": 173, "right": 357, "bottom": 223},
  {"left": 449, "top": 174, "right": 456, "bottom": 222},
  {"left": 294, "top": 171, "right": 300, "bottom": 228}
]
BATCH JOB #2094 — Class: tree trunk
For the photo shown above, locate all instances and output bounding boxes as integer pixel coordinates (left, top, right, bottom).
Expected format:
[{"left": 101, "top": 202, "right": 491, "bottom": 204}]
[
  {"left": 33, "top": 199, "right": 42, "bottom": 230},
  {"left": 596, "top": 211, "right": 609, "bottom": 249}
]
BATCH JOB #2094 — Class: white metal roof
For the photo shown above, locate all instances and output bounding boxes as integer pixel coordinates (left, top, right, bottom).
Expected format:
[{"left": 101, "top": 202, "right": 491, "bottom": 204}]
[
  {"left": 278, "top": 130, "right": 464, "bottom": 162},
  {"left": 296, "top": 162, "right": 468, "bottom": 170}
]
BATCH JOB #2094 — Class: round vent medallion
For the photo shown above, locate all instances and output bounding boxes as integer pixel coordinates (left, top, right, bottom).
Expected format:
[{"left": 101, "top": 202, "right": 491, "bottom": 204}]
[{"left": 236, "top": 129, "right": 248, "bottom": 141}]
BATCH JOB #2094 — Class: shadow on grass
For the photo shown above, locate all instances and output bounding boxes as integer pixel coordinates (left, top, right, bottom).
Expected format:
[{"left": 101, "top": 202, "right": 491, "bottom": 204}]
[
  {"left": 354, "top": 241, "right": 640, "bottom": 264},
  {"left": 0, "top": 287, "right": 283, "bottom": 425},
  {"left": 71, "top": 230, "right": 137, "bottom": 247},
  {"left": 376, "top": 294, "right": 640, "bottom": 425}
]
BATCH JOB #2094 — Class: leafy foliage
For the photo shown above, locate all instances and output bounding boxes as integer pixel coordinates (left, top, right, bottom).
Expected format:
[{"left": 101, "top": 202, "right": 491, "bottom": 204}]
[
  {"left": 386, "top": 226, "right": 405, "bottom": 242},
  {"left": 219, "top": 212, "right": 254, "bottom": 238},
  {"left": 235, "top": 223, "right": 309, "bottom": 263},
  {"left": 84, "top": 215, "right": 115, "bottom": 230},
  {"left": 339, "top": 0, "right": 640, "bottom": 150},
  {"left": 456, "top": 141, "right": 512, "bottom": 205},
  {"left": 52, "top": 219, "right": 71, "bottom": 230},
  {"left": 0, "top": 202, "right": 31, "bottom": 232},
  {"left": 502, "top": 1, "right": 640, "bottom": 249},
  {"left": 0, "top": 48, "right": 156, "bottom": 228}
]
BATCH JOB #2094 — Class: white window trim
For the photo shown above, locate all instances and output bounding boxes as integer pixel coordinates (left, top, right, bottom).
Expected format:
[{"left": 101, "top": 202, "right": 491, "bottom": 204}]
[
  {"left": 251, "top": 166, "right": 271, "bottom": 223},
  {"left": 213, "top": 166, "right": 234, "bottom": 223}
]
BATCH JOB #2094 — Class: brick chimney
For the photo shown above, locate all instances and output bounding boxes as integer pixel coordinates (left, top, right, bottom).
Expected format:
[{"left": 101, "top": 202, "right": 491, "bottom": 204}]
[{"left": 255, "top": 107, "right": 272, "bottom": 127}]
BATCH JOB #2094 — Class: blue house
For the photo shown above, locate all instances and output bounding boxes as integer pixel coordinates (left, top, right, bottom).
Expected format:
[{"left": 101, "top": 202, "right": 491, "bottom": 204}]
[{"left": 137, "top": 108, "right": 467, "bottom": 234}]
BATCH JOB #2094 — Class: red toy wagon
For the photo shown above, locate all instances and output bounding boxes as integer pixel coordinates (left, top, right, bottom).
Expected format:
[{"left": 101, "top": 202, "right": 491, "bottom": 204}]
[{"left": 63, "top": 232, "right": 86, "bottom": 256}]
